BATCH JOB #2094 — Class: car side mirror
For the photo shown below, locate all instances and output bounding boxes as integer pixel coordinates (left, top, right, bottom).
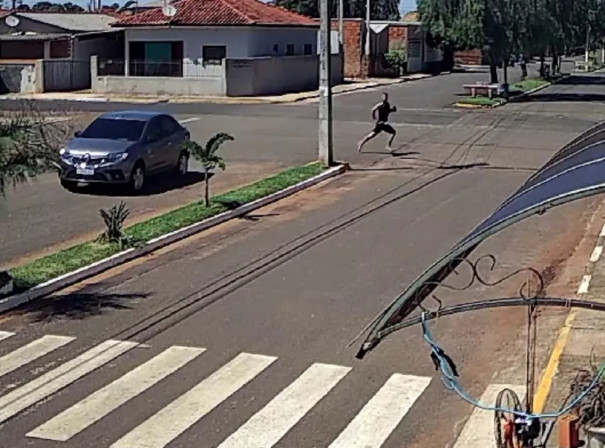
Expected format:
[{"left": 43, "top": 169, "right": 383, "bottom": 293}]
[{"left": 74, "top": 131, "right": 82, "bottom": 137}]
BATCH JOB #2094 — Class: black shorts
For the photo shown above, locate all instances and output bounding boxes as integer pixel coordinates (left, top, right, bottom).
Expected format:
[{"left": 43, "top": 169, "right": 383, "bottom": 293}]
[{"left": 372, "top": 122, "right": 396, "bottom": 134}]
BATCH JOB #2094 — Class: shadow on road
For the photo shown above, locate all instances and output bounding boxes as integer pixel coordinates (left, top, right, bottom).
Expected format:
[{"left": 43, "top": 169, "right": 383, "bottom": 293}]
[
  {"left": 70, "top": 171, "right": 210, "bottom": 197},
  {"left": 515, "top": 73, "right": 605, "bottom": 103},
  {"left": 24, "top": 291, "right": 151, "bottom": 322}
]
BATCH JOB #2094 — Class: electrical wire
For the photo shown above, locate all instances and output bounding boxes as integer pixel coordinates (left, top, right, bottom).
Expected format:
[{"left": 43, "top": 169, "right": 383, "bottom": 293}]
[{"left": 421, "top": 312, "right": 605, "bottom": 420}]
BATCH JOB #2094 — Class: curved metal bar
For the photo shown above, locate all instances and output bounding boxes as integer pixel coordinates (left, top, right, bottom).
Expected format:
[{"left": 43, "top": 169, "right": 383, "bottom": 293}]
[
  {"left": 356, "top": 182, "right": 605, "bottom": 360},
  {"left": 376, "top": 296, "right": 605, "bottom": 336}
]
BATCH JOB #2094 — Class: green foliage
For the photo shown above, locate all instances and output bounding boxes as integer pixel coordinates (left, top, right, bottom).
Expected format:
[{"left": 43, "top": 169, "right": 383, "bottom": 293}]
[
  {"left": 97, "top": 201, "right": 133, "bottom": 249},
  {"left": 183, "top": 133, "right": 234, "bottom": 206},
  {"left": 0, "top": 103, "right": 68, "bottom": 197},
  {"left": 11, "top": 162, "right": 325, "bottom": 289},
  {"left": 383, "top": 48, "right": 408, "bottom": 75},
  {"left": 418, "top": 0, "right": 605, "bottom": 82}
]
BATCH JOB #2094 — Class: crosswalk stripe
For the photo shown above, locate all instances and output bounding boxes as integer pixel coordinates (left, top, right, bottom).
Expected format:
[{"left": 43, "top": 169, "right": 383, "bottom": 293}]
[
  {"left": 0, "top": 335, "right": 75, "bottom": 379},
  {"left": 452, "top": 384, "right": 526, "bottom": 448},
  {"left": 27, "top": 346, "right": 205, "bottom": 442},
  {"left": 0, "top": 339, "right": 138, "bottom": 425},
  {"left": 0, "top": 331, "right": 15, "bottom": 342},
  {"left": 111, "top": 352, "right": 277, "bottom": 448},
  {"left": 328, "top": 373, "right": 432, "bottom": 448},
  {"left": 218, "top": 363, "right": 351, "bottom": 448}
]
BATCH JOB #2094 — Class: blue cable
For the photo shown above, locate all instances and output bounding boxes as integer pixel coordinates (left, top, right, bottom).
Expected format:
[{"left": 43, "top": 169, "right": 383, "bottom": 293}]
[{"left": 421, "top": 312, "right": 605, "bottom": 420}]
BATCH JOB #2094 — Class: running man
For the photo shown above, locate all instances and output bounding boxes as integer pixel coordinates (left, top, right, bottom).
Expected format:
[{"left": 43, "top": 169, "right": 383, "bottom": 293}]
[{"left": 358, "top": 92, "right": 398, "bottom": 152}]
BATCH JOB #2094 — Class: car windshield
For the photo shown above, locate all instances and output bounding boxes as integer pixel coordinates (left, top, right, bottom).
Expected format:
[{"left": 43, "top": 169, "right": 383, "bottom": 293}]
[{"left": 79, "top": 118, "right": 147, "bottom": 141}]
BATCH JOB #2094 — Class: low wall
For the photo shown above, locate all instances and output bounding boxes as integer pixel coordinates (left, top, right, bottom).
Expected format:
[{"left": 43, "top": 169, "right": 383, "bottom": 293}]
[
  {"left": 92, "top": 74, "right": 226, "bottom": 96},
  {"left": 0, "top": 61, "right": 40, "bottom": 94},
  {"left": 90, "top": 55, "right": 343, "bottom": 97},
  {"left": 226, "top": 54, "right": 344, "bottom": 97},
  {"left": 91, "top": 55, "right": 226, "bottom": 96}
]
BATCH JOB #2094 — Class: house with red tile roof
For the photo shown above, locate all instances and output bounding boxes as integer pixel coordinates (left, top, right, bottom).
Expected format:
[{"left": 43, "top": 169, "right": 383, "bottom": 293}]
[
  {"left": 89, "top": 0, "right": 343, "bottom": 97},
  {"left": 0, "top": 11, "right": 123, "bottom": 93}
]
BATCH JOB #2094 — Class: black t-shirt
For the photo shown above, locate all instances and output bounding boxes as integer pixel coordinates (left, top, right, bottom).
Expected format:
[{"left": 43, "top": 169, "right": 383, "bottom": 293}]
[{"left": 376, "top": 101, "right": 391, "bottom": 122}]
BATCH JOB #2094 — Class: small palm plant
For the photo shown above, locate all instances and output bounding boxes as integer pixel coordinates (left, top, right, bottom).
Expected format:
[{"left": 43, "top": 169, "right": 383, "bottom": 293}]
[
  {"left": 183, "top": 133, "right": 234, "bottom": 206},
  {"left": 97, "top": 201, "right": 132, "bottom": 249}
]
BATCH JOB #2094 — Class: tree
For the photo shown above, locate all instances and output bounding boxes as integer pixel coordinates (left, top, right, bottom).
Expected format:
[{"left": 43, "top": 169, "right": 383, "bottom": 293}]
[
  {"left": 183, "top": 133, "right": 234, "bottom": 207},
  {"left": 0, "top": 103, "right": 69, "bottom": 197},
  {"left": 0, "top": 103, "right": 70, "bottom": 295}
]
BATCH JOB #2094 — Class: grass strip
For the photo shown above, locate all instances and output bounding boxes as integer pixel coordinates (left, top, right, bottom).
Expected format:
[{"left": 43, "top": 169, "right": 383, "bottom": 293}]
[
  {"left": 10, "top": 162, "right": 325, "bottom": 289},
  {"left": 511, "top": 78, "right": 549, "bottom": 92},
  {"left": 457, "top": 96, "right": 504, "bottom": 106}
]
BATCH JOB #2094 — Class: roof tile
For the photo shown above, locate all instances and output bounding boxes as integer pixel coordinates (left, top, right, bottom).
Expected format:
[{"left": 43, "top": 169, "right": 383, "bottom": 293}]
[{"left": 115, "top": 0, "right": 317, "bottom": 27}]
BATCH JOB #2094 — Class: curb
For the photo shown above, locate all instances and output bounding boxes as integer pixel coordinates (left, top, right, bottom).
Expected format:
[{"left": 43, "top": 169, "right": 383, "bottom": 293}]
[
  {"left": 287, "top": 74, "right": 436, "bottom": 104},
  {"left": 508, "top": 74, "right": 571, "bottom": 102},
  {"left": 0, "top": 162, "right": 349, "bottom": 313},
  {"left": 0, "top": 74, "right": 438, "bottom": 106}
]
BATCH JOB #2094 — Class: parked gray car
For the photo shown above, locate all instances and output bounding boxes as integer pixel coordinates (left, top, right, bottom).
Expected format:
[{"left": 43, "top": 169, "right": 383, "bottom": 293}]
[{"left": 58, "top": 110, "right": 191, "bottom": 193}]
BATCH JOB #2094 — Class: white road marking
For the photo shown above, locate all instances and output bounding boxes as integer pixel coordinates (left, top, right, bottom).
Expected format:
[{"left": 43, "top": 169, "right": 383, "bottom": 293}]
[
  {"left": 0, "top": 339, "right": 138, "bottom": 425},
  {"left": 600, "top": 223, "right": 605, "bottom": 237},
  {"left": 0, "top": 335, "right": 75, "bottom": 379},
  {"left": 0, "top": 331, "right": 15, "bottom": 342},
  {"left": 28, "top": 346, "right": 205, "bottom": 442},
  {"left": 452, "top": 384, "right": 525, "bottom": 448},
  {"left": 578, "top": 274, "right": 592, "bottom": 294},
  {"left": 591, "top": 246, "right": 603, "bottom": 263},
  {"left": 178, "top": 117, "right": 200, "bottom": 124},
  {"left": 218, "top": 363, "right": 351, "bottom": 448},
  {"left": 328, "top": 373, "right": 431, "bottom": 448},
  {"left": 111, "top": 352, "right": 277, "bottom": 448}
]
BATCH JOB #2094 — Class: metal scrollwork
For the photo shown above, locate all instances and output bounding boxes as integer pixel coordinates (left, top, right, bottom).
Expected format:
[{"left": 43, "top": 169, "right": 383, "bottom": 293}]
[{"left": 422, "top": 253, "right": 545, "bottom": 303}]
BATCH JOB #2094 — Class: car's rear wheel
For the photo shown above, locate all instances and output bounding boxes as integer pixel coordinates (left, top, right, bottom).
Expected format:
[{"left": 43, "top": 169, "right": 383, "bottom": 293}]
[
  {"left": 129, "top": 162, "right": 146, "bottom": 193},
  {"left": 60, "top": 179, "right": 78, "bottom": 192},
  {"left": 176, "top": 152, "right": 189, "bottom": 176}
]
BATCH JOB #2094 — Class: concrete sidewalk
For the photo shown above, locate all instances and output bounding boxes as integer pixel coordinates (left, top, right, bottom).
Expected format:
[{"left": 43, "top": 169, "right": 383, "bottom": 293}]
[{"left": 0, "top": 74, "right": 432, "bottom": 105}]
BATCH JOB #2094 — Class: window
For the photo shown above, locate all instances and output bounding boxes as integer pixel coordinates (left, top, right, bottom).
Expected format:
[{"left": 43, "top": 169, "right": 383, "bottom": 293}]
[
  {"left": 80, "top": 118, "right": 146, "bottom": 142},
  {"left": 203, "top": 45, "right": 226, "bottom": 65},
  {"left": 286, "top": 44, "right": 294, "bottom": 56},
  {"left": 272, "top": 44, "right": 279, "bottom": 54},
  {"left": 159, "top": 115, "right": 181, "bottom": 136},
  {"left": 304, "top": 44, "right": 313, "bottom": 55},
  {"left": 129, "top": 41, "right": 183, "bottom": 77}
]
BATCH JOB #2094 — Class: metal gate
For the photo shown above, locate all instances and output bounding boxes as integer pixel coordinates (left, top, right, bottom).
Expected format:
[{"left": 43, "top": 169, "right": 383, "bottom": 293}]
[{"left": 43, "top": 59, "right": 91, "bottom": 92}]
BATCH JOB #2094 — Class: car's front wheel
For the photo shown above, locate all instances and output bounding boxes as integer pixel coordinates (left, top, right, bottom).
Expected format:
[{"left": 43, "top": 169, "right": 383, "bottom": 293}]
[
  {"left": 129, "top": 162, "right": 146, "bottom": 193},
  {"left": 176, "top": 152, "right": 189, "bottom": 176}
]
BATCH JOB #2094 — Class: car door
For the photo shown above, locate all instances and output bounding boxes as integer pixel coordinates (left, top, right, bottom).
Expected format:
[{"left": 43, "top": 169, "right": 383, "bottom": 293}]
[
  {"left": 141, "top": 117, "right": 168, "bottom": 173},
  {"left": 158, "top": 115, "right": 184, "bottom": 169}
]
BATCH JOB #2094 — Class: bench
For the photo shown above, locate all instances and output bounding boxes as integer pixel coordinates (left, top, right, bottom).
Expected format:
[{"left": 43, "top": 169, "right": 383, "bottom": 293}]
[
  {"left": 575, "top": 60, "right": 588, "bottom": 72},
  {"left": 463, "top": 83, "right": 500, "bottom": 98}
]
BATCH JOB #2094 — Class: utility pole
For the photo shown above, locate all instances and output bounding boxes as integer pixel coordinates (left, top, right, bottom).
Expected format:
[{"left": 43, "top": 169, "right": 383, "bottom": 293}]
[
  {"left": 365, "top": 0, "right": 371, "bottom": 57},
  {"left": 318, "top": 0, "right": 333, "bottom": 166},
  {"left": 338, "top": 0, "right": 343, "bottom": 51}
]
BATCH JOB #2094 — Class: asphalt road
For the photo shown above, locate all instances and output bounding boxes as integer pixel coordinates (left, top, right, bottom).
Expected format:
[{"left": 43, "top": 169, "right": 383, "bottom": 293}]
[
  {"left": 0, "top": 62, "right": 577, "bottom": 268},
  {"left": 0, "top": 70, "right": 603, "bottom": 447}
]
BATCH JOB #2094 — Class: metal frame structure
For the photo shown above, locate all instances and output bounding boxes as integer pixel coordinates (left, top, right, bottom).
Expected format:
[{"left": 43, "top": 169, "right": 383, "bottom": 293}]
[{"left": 355, "top": 121, "right": 605, "bottom": 359}]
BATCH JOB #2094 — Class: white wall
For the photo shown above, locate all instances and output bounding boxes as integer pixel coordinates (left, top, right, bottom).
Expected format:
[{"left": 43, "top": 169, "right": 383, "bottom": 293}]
[
  {"left": 124, "top": 26, "right": 318, "bottom": 61},
  {"left": 247, "top": 27, "right": 318, "bottom": 57}
]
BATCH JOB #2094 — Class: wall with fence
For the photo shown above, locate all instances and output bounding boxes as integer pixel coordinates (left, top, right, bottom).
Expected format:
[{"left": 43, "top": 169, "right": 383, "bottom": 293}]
[
  {"left": 226, "top": 54, "right": 343, "bottom": 97},
  {"left": 91, "top": 54, "right": 343, "bottom": 97},
  {"left": 0, "top": 61, "right": 41, "bottom": 94},
  {"left": 91, "top": 56, "right": 226, "bottom": 96}
]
